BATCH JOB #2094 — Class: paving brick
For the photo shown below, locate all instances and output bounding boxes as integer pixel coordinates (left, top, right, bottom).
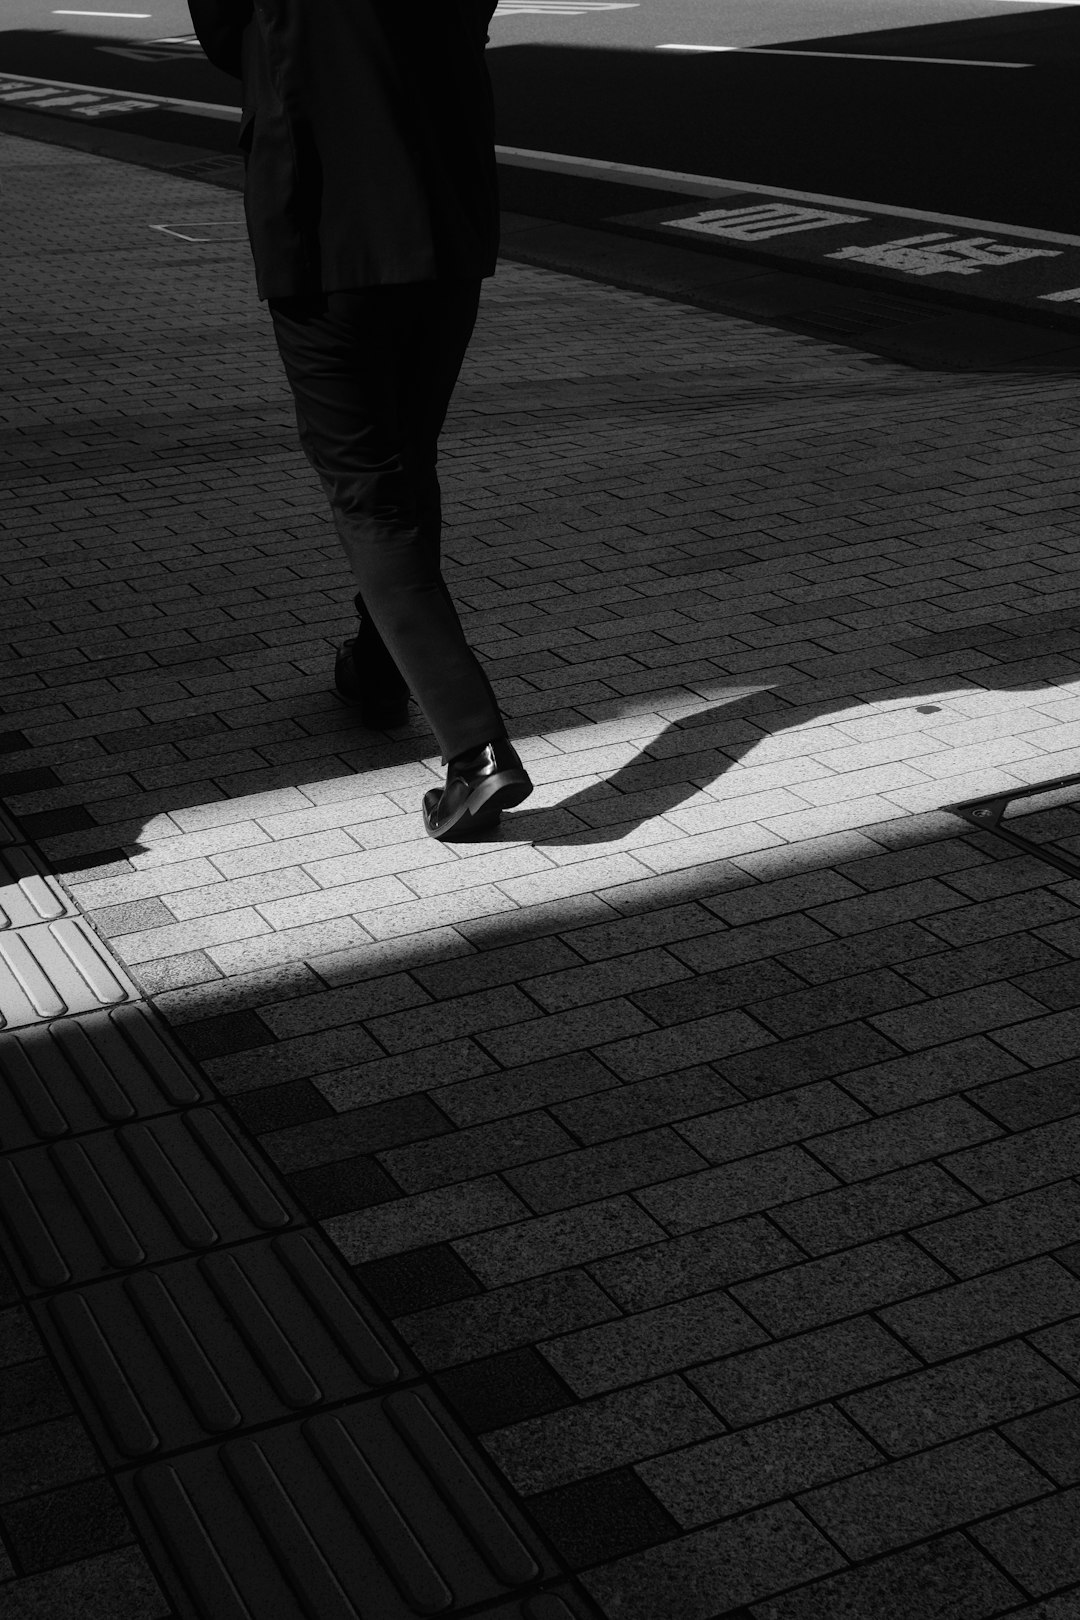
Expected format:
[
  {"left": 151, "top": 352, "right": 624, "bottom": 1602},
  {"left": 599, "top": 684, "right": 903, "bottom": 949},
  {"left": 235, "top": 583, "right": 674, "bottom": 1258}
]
[
  {"left": 436, "top": 1049, "right": 621, "bottom": 1126},
  {"left": 973, "top": 1486, "right": 1080, "bottom": 1597},
  {"left": 476, "top": 995, "right": 655, "bottom": 1066},
  {"left": 637, "top": 1146, "right": 838, "bottom": 1235},
  {"left": 669, "top": 913, "right": 834, "bottom": 973},
  {"left": 394, "top": 1269, "right": 621, "bottom": 1371},
  {"left": 806, "top": 878, "right": 970, "bottom": 937},
  {"left": 839, "top": 1035, "right": 1025, "bottom": 1113},
  {"left": 899, "top": 931, "right": 1067, "bottom": 996},
  {"left": 631, "top": 958, "right": 804, "bottom": 1025},
  {"left": 582, "top": 1502, "right": 843, "bottom": 1620},
  {"left": 553, "top": 1067, "right": 743, "bottom": 1144},
  {"left": 482, "top": 1375, "right": 725, "bottom": 1494},
  {"left": 799, "top": 1430, "right": 1047, "bottom": 1559},
  {"left": 751, "top": 1531, "right": 1022, "bottom": 1620},
  {"left": 990, "top": 1006, "right": 1080, "bottom": 1068},
  {"left": 0, "top": 1418, "right": 100, "bottom": 1505},
  {"left": 1004, "top": 1395, "right": 1080, "bottom": 1485},
  {"left": 590, "top": 1215, "right": 802, "bottom": 1312},
  {"left": 808, "top": 1095, "right": 1002, "bottom": 1181},
  {"left": 916, "top": 1181, "right": 1080, "bottom": 1278},
  {"left": 453, "top": 1197, "right": 664, "bottom": 1286},
  {"left": 972, "top": 1063, "right": 1080, "bottom": 1130},
  {"left": 718, "top": 1022, "right": 902, "bottom": 1096},
  {"left": 732, "top": 1236, "right": 951, "bottom": 1336},
  {"left": 944, "top": 1117, "right": 1080, "bottom": 1201},
  {"left": 639, "top": 1404, "right": 880, "bottom": 1526},
  {"left": 876, "top": 979, "right": 1050, "bottom": 1052},
  {"left": 926, "top": 889, "right": 1079, "bottom": 946},
  {"left": 775, "top": 1163, "right": 979, "bottom": 1255},
  {"left": 310, "top": 1036, "right": 497, "bottom": 1112},
  {"left": 322, "top": 1174, "right": 529, "bottom": 1263},
  {"left": 428, "top": 1342, "right": 576, "bottom": 1433},
  {"left": 543, "top": 1289, "right": 768, "bottom": 1397},
  {"left": 352, "top": 1243, "right": 483, "bottom": 1318},
  {"left": 880, "top": 1257, "right": 1080, "bottom": 1361},
  {"left": 776, "top": 920, "right": 948, "bottom": 985},
  {"left": 524, "top": 1467, "right": 681, "bottom": 1569},
  {"left": 598, "top": 1006, "right": 777, "bottom": 1080},
  {"left": 689, "top": 1316, "right": 919, "bottom": 1428},
  {"left": 202, "top": 1022, "right": 384, "bottom": 1088},
  {"left": 0, "top": 1475, "right": 134, "bottom": 1575},
  {"left": 706, "top": 870, "right": 861, "bottom": 924},
  {"left": 505, "top": 1128, "right": 709, "bottom": 1214},
  {"left": 676, "top": 1081, "right": 867, "bottom": 1164},
  {"left": 841, "top": 1340, "right": 1078, "bottom": 1456},
  {"left": 0, "top": 1546, "right": 170, "bottom": 1620},
  {"left": 411, "top": 933, "right": 581, "bottom": 996}
]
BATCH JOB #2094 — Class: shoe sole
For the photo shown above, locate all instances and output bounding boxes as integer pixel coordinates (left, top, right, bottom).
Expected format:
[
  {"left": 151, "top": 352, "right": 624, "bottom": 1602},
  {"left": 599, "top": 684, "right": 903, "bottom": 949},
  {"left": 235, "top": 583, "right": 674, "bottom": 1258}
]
[{"left": 424, "top": 772, "right": 533, "bottom": 841}]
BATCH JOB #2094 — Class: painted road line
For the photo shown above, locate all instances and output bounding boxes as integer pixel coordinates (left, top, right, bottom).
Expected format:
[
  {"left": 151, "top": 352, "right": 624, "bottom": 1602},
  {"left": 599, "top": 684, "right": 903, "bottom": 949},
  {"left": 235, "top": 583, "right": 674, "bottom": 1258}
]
[
  {"left": 658, "top": 45, "right": 1031, "bottom": 66},
  {"left": 612, "top": 196, "right": 1080, "bottom": 321},
  {"left": 0, "top": 70, "right": 239, "bottom": 121},
  {"left": 494, "top": 145, "right": 1080, "bottom": 249}
]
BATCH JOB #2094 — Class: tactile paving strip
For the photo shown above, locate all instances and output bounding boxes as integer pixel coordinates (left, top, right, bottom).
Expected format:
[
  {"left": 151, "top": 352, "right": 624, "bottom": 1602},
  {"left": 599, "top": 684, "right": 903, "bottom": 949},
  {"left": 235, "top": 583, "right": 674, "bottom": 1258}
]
[
  {"left": 0, "top": 1003, "right": 208, "bottom": 1149},
  {"left": 124, "top": 1388, "right": 557, "bottom": 1620},
  {"left": 0, "top": 915, "right": 136, "bottom": 1027},
  {"left": 0, "top": 841, "right": 73, "bottom": 927},
  {"left": 0, "top": 842, "right": 592, "bottom": 1618},
  {"left": 0, "top": 1106, "right": 300, "bottom": 1292},
  {"left": 41, "top": 1231, "right": 410, "bottom": 1462}
]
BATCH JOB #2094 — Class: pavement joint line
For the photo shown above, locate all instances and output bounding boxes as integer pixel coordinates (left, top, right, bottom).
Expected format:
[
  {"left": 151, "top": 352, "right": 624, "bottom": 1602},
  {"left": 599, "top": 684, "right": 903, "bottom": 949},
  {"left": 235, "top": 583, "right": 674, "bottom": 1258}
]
[
  {"left": 0, "top": 816, "right": 589, "bottom": 1617},
  {"left": 8, "top": 122, "right": 1080, "bottom": 1618}
]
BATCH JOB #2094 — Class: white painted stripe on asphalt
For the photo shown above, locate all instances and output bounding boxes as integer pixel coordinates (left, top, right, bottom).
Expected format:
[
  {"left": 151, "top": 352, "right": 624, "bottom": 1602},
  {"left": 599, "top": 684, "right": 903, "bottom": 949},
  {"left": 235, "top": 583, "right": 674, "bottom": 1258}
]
[
  {"left": 53, "top": 11, "right": 152, "bottom": 16},
  {"left": 658, "top": 45, "right": 1031, "bottom": 67},
  {"left": 0, "top": 70, "right": 239, "bottom": 120},
  {"left": 494, "top": 145, "right": 1080, "bottom": 250}
]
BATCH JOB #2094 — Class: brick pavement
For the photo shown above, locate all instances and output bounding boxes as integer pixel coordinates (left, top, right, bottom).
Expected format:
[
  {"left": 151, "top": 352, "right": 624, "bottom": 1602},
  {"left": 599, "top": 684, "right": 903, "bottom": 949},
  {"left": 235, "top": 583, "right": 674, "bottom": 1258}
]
[{"left": 4, "top": 130, "right": 1080, "bottom": 1617}]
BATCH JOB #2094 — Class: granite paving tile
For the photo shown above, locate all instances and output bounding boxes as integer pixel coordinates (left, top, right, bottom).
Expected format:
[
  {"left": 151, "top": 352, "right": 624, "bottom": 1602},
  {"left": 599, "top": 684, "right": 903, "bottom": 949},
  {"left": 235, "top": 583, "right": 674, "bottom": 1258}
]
[
  {"left": 482, "top": 1375, "right": 725, "bottom": 1494},
  {"left": 750, "top": 1531, "right": 1022, "bottom": 1620},
  {"left": 11, "top": 131, "right": 1080, "bottom": 1620},
  {"left": 798, "top": 1431, "right": 1049, "bottom": 1558},
  {"left": 638, "top": 1403, "right": 881, "bottom": 1526},
  {"left": 841, "top": 1340, "right": 1078, "bottom": 1456}
]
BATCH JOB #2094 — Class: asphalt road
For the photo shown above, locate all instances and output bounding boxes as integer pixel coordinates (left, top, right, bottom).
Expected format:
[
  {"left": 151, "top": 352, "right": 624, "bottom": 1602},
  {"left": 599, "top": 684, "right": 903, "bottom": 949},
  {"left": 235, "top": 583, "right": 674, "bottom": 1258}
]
[{"left": 1, "top": 0, "right": 1078, "bottom": 231}]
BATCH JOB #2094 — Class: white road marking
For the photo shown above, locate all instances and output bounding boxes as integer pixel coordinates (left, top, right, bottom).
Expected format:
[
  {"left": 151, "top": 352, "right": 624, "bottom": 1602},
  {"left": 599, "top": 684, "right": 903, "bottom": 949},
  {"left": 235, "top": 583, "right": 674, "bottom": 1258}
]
[
  {"left": 53, "top": 10, "right": 152, "bottom": 15},
  {"left": 658, "top": 45, "right": 1030, "bottom": 67},
  {"left": 150, "top": 223, "right": 246, "bottom": 242},
  {"left": 827, "top": 232, "right": 1061, "bottom": 276},
  {"left": 495, "top": 1, "right": 636, "bottom": 11},
  {"left": 1040, "top": 287, "right": 1080, "bottom": 302},
  {"left": 495, "top": 145, "right": 1080, "bottom": 249},
  {"left": 673, "top": 202, "right": 868, "bottom": 240},
  {"left": 0, "top": 69, "right": 240, "bottom": 121}
]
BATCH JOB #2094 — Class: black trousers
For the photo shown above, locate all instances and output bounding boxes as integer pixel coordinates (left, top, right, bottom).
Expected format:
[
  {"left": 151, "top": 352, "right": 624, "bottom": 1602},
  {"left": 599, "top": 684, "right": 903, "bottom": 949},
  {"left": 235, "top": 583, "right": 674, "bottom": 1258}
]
[{"left": 268, "top": 280, "right": 504, "bottom": 762}]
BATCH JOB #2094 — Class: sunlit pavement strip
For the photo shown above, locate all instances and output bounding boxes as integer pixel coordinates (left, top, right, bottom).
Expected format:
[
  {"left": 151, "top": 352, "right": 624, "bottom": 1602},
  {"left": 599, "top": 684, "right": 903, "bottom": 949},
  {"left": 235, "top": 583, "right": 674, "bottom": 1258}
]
[{"left": 6, "top": 129, "right": 1080, "bottom": 1617}]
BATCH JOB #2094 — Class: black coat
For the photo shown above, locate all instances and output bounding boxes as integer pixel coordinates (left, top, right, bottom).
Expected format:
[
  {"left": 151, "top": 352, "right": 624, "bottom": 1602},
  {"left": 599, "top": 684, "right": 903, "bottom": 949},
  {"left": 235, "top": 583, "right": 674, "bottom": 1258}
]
[{"left": 187, "top": 0, "right": 500, "bottom": 297}]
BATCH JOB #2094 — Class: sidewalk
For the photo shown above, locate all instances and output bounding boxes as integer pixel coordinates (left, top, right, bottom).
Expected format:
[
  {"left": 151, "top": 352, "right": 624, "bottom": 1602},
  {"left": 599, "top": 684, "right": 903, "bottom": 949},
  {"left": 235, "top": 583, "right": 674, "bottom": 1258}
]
[{"left": 3, "top": 128, "right": 1080, "bottom": 1619}]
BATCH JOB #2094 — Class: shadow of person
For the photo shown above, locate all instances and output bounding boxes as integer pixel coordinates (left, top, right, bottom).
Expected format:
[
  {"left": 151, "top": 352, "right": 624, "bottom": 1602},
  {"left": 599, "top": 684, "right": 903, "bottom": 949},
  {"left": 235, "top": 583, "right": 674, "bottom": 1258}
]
[{"left": 517, "top": 634, "right": 1080, "bottom": 850}]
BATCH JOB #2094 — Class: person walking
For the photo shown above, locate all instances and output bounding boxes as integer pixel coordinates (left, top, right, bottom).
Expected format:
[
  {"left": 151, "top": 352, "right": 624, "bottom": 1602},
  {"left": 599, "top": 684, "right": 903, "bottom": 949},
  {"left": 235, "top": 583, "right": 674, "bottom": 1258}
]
[{"left": 187, "top": 0, "right": 533, "bottom": 840}]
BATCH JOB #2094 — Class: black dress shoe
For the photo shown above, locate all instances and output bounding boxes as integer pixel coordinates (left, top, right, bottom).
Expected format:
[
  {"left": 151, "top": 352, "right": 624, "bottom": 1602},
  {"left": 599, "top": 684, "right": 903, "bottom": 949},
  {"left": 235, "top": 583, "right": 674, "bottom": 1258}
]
[
  {"left": 423, "top": 738, "right": 533, "bottom": 841},
  {"left": 333, "top": 638, "right": 411, "bottom": 729}
]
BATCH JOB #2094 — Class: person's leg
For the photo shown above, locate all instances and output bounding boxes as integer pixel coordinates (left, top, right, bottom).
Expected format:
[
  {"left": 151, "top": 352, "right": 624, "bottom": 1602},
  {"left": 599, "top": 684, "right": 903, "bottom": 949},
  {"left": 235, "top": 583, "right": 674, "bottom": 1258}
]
[{"left": 267, "top": 282, "right": 504, "bottom": 762}]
